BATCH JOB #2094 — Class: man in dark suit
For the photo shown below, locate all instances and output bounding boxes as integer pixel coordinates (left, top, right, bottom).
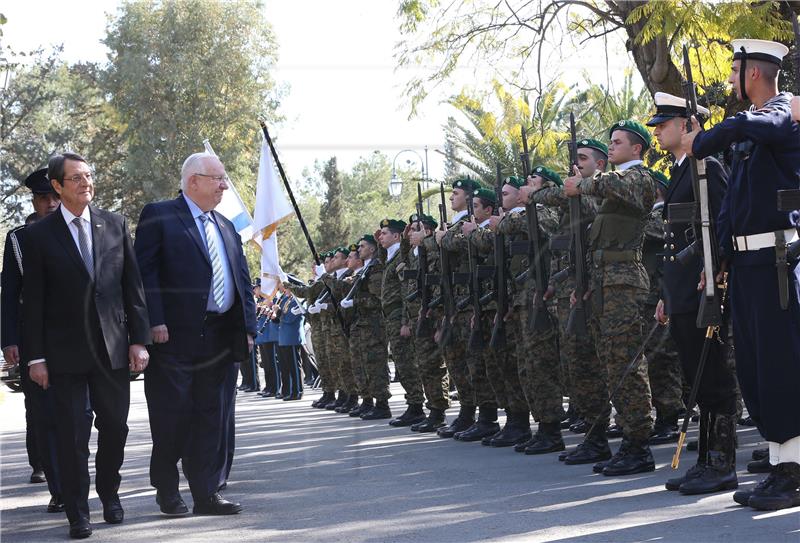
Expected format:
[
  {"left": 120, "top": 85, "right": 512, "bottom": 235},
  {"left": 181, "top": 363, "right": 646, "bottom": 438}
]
[
  {"left": 2, "top": 168, "right": 64, "bottom": 510},
  {"left": 23, "top": 153, "right": 151, "bottom": 539},
  {"left": 134, "top": 152, "right": 256, "bottom": 517},
  {"left": 275, "top": 284, "right": 305, "bottom": 401},
  {"left": 649, "top": 93, "right": 738, "bottom": 496}
]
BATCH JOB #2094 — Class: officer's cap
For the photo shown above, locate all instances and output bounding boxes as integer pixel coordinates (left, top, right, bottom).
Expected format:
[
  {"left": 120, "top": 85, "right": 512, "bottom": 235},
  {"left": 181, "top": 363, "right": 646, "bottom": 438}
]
[
  {"left": 646, "top": 92, "right": 711, "bottom": 127},
  {"left": 732, "top": 39, "right": 789, "bottom": 66},
  {"left": 379, "top": 218, "right": 406, "bottom": 233},
  {"left": 24, "top": 168, "right": 56, "bottom": 195}
]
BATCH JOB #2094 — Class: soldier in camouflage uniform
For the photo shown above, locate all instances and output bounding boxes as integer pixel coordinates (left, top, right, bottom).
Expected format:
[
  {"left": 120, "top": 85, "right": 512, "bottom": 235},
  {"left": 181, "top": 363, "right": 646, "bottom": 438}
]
[
  {"left": 405, "top": 214, "right": 452, "bottom": 432},
  {"left": 376, "top": 218, "right": 427, "bottom": 427},
  {"left": 433, "top": 178, "right": 491, "bottom": 438},
  {"left": 483, "top": 176, "right": 535, "bottom": 447},
  {"left": 562, "top": 119, "right": 658, "bottom": 476},
  {"left": 337, "top": 234, "right": 392, "bottom": 420},
  {"left": 643, "top": 171, "right": 685, "bottom": 444},
  {"left": 523, "top": 140, "right": 607, "bottom": 440},
  {"left": 511, "top": 166, "right": 567, "bottom": 455},
  {"left": 452, "top": 188, "right": 504, "bottom": 442}
]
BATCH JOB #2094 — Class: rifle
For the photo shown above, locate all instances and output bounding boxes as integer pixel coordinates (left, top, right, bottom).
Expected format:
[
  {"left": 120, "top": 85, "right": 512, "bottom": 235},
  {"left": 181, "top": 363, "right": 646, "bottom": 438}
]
[
  {"left": 511, "top": 126, "right": 552, "bottom": 332},
  {"left": 464, "top": 195, "right": 485, "bottom": 350},
  {"left": 411, "top": 184, "right": 434, "bottom": 337},
  {"left": 489, "top": 163, "right": 509, "bottom": 348},
  {"left": 566, "top": 112, "right": 590, "bottom": 336},
  {"left": 669, "top": 46, "right": 725, "bottom": 469},
  {"left": 341, "top": 258, "right": 376, "bottom": 305},
  {"left": 437, "top": 183, "right": 456, "bottom": 346}
]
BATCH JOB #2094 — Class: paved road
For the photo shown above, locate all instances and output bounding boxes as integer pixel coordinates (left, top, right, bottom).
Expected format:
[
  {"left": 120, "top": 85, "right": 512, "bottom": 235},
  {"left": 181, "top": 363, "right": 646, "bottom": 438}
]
[{"left": 1, "top": 379, "right": 798, "bottom": 542}]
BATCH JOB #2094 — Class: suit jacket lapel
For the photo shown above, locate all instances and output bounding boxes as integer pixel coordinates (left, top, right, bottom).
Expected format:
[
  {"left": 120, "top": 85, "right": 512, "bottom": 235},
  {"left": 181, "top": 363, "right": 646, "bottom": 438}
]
[
  {"left": 174, "top": 197, "right": 211, "bottom": 266},
  {"left": 90, "top": 207, "right": 105, "bottom": 279},
  {"left": 52, "top": 210, "right": 92, "bottom": 279},
  {"left": 212, "top": 210, "right": 242, "bottom": 296},
  {"left": 665, "top": 160, "right": 690, "bottom": 205}
]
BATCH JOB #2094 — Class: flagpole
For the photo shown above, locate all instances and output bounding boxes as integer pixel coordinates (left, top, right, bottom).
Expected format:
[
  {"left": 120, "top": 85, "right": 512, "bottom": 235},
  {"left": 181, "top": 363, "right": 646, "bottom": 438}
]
[{"left": 258, "top": 119, "right": 349, "bottom": 337}]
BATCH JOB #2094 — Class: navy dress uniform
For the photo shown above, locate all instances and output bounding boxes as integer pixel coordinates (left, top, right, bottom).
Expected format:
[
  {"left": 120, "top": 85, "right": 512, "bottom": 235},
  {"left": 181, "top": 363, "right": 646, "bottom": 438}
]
[
  {"left": 257, "top": 297, "right": 281, "bottom": 397},
  {"left": 276, "top": 292, "right": 305, "bottom": 400},
  {"left": 689, "top": 39, "right": 800, "bottom": 510},
  {"left": 647, "top": 92, "right": 740, "bottom": 495}
]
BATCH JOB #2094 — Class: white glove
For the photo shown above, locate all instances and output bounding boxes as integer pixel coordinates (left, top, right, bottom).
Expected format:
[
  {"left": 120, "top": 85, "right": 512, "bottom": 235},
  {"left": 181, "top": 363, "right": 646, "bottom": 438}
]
[
  {"left": 318, "top": 303, "right": 329, "bottom": 311},
  {"left": 291, "top": 306, "right": 304, "bottom": 315},
  {"left": 314, "top": 264, "right": 325, "bottom": 279},
  {"left": 308, "top": 303, "right": 321, "bottom": 314},
  {"left": 340, "top": 299, "right": 353, "bottom": 309}
]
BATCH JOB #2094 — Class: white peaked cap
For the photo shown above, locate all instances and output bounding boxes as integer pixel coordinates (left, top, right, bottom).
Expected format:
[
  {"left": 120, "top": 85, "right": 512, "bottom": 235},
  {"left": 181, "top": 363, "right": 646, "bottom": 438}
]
[{"left": 731, "top": 39, "right": 789, "bottom": 65}]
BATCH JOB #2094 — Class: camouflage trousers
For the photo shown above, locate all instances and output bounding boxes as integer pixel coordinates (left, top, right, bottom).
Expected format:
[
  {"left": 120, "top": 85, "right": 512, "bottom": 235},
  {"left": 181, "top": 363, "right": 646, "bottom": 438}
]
[
  {"left": 384, "top": 314, "right": 424, "bottom": 405},
  {"left": 442, "top": 312, "right": 476, "bottom": 409},
  {"left": 556, "top": 295, "right": 601, "bottom": 418},
  {"left": 459, "top": 311, "right": 498, "bottom": 409},
  {"left": 329, "top": 327, "right": 357, "bottom": 396},
  {"left": 312, "top": 321, "right": 335, "bottom": 394},
  {"left": 643, "top": 303, "right": 684, "bottom": 420},
  {"left": 589, "top": 285, "right": 654, "bottom": 443},
  {"left": 501, "top": 309, "right": 535, "bottom": 415},
  {"left": 410, "top": 313, "right": 450, "bottom": 411},
  {"left": 479, "top": 310, "right": 510, "bottom": 410},
  {"left": 349, "top": 318, "right": 391, "bottom": 401},
  {"left": 518, "top": 301, "right": 566, "bottom": 424}
]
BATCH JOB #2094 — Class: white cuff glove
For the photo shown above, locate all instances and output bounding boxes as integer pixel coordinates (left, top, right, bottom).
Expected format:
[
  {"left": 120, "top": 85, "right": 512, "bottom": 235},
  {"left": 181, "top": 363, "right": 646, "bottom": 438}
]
[
  {"left": 318, "top": 303, "right": 329, "bottom": 311},
  {"left": 308, "top": 303, "right": 321, "bottom": 314},
  {"left": 314, "top": 264, "right": 325, "bottom": 279},
  {"left": 290, "top": 306, "right": 304, "bottom": 315},
  {"left": 340, "top": 299, "right": 353, "bottom": 309}
]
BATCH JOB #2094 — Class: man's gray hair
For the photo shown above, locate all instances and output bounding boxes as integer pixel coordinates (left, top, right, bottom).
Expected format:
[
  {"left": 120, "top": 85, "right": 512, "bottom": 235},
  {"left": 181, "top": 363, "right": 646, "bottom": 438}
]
[{"left": 180, "top": 152, "right": 216, "bottom": 191}]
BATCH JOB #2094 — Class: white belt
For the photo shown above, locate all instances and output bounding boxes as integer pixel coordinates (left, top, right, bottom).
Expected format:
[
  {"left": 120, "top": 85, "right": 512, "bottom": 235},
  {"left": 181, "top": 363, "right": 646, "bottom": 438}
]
[{"left": 732, "top": 229, "right": 798, "bottom": 252}]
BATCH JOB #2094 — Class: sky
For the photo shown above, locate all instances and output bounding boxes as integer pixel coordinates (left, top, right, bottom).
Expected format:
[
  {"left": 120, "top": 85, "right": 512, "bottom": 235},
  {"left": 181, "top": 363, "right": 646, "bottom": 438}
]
[{"left": 3, "top": 0, "right": 634, "bottom": 193}]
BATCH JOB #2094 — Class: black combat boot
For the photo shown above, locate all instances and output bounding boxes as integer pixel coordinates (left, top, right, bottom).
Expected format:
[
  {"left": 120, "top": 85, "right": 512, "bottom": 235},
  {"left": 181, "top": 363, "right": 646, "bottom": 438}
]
[
  {"left": 666, "top": 410, "right": 710, "bottom": 491},
  {"left": 679, "top": 413, "right": 738, "bottom": 495},
  {"left": 564, "top": 425, "right": 612, "bottom": 465},
  {"left": 748, "top": 456, "right": 775, "bottom": 474},
  {"left": 455, "top": 406, "right": 500, "bottom": 442},
  {"left": 336, "top": 394, "right": 359, "bottom": 413},
  {"left": 593, "top": 438, "right": 630, "bottom": 473},
  {"left": 606, "top": 423, "right": 624, "bottom": 438},
  {"left": 488, "top": 411, "right": 532, "bottom": 447},
  {"left": 349, "top": 397, "right": 372, "bottom": 417},
  {"left": 524, "top": 422, "right": 566, "bottom": 455},
  {"left": 746, "top": 462, "right": 800, "bottom": 511},
  {"left": 437, "top": 405, "right": 476, "bottom": 438},
  {"left": 569, "top": 418, "right": 590, "bottom": 434},
  {"left": 389, "top": 403, "right": 425, "bottom": 427},
  {"left": 753, "top": 447, "right": 769, "bottom": 460},
  {"left": 411, "top": 408, "right": 447, "bottom": 432},
  {"left": 601, "top": 440, "right": 655, "bottom": 476},
  {"left": 312, "top": 391, "right": 334, "bottom": 408},
  {"left": 649, "top": 413, "right": 680, "bottom": 445},
  {"left": 325, "top": 391, "right": 344, "bottom": 410},
  {"left": 561, "top": 405, "right": 578, "bottom": 429},
  {"left": 361, "top": 399, "right": 392, "bottom": 420}
]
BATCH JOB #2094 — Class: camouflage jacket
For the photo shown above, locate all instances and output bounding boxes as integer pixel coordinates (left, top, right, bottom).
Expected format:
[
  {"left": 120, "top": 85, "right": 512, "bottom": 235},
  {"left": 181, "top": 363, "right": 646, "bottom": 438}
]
[
  {"left": 402, "top": 234, "right": 440, "bottom": 325},
  {"left": 381, "top": 240, "right": 410, "bottom": 321},
  {"left": 440, "top": 217, "right": 472, "bottom": 308}
]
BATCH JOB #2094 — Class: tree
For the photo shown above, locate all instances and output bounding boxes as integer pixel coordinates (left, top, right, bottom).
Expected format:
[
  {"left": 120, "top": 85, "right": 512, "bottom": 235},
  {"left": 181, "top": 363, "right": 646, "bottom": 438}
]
[
  {"left": 397, "top": 0, "right": 799, "bottom": 117},
  {"left": 318, "top": 157, "right": 350, "bottom": 250},
  {"left": 442, "top": 117, "right": 462, "bottom": 180},
  {"left": 103, "top": 0, "right": 281, "bottom": 216}
]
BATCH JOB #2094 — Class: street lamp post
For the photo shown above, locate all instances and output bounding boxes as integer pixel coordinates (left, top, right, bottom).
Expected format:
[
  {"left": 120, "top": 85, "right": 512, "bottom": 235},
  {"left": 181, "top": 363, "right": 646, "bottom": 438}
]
[{"left": 389, "top": 147, "right": 432, "bottom": 213}]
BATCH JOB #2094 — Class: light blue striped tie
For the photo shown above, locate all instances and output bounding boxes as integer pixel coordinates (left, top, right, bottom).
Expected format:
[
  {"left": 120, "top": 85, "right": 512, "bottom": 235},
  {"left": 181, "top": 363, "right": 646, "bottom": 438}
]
[{"left": 199, "top": 214, "right": 225, "bottom": 309}]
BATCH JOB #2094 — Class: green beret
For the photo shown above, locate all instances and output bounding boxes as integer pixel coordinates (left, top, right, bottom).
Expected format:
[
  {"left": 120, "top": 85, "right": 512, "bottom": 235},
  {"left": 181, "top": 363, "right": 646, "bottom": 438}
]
[
  {"left": 348, "top": 243, "right": 359, "bottom": 252},
  {"left": 360, "top": 234, "right": 377, "bottom": 246},
  {"left": 609, "top": 119, "right": 651, "bottom": 149},
  {"left": 531, "top": 165, "right": 563, "bottom": 187},
  {"left": 379, "top": 218, "right": 406, "bottom": 233},
  {"left": 503, "top": 176, "right": 525, "bottom": 189},
  {"left": 451, "top": 176, "right": 480, "bottom": 193},
  {"left": 472, "top": 187, "right": 497, "bottom": 206},
  {"left": 409, "top": 212, "right": 438, "bottom": 229},
  {"left": 577, "top": 138, "right": 609, "bottom": 157},
  {"left": 333, "top": 246, "right": 349, "bottom": 256},
  {"left": 649, "top": 169, "right": 670, "bottom": 190},
  {"left": 321, "top": 251, "right": 332, "bottom": 259}
]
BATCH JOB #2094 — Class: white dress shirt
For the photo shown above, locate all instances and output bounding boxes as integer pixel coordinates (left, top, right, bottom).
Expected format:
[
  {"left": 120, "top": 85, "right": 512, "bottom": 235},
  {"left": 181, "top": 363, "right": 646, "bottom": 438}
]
[
  {"left": 386, "top": 242, "right": 401, "bottom": 263},
  {"left": 60, "top": 204, "right": 93, "bottom": 258},
  {"left": 617, "top": 159, "right": 644, "bottom": 171}
]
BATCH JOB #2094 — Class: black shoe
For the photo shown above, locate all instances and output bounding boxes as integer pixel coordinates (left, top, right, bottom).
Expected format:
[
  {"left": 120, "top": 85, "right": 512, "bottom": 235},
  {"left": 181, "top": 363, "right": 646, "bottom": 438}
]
[
  {"left": 243, "top": 386, "right": 258, "bottom": 392},
  {"left": 488, "top": 412, "right": 531, "bottom": 447},
  {"left": 679, "top": 460, "right": 738, "bottom": 495},
  {"left": 69, "top": 518, "right": 92, "bottom": 539},
  {"left": 275, "top": 393, "right": 283, "bottom": 399},
  {"left": 602, "top": 442, "right": 655, "bottom": 476},
  {"left": 102, "top": 497, "right": 124, "bottom": 524},
  {"left": 193, "top": 493, "right": 243, "bottom": 515},
  {"left": 738, "top": 416, "right": 756, "bottom": 427},
  {"left": 336, "top": 395, "right": 359, "bottom": 413},
  {"left": 606, "top": 424, "right": 624, "bottom": 438},
  {"left": 593, "top": 439, "right": 630, "bottom": 473},
  {"left": 350, "top": 399, "right": 373, "bottom": 417},
  {"left": 569, "top": 419, "right": 590, "bottom": 434},
  {"left": 47, "top": 495, "right": 65, "bottom": 513},
  {"left": 748, "top": 456, "right": 775, "bottom": 474},
  {"left": 389, "top": 404, "right": 425, "bottom": 427},
  {"left": 752, "top": 447, "right": 769, "bottom": 461},
  {"left": 666, "top": 463, "right": 706, "bottom": 491},
  {"left": 560, "top": 409, "right": 579, "bottom": 430},
  {"left": 361, "top": 401, "right": 392, "bottom": 420},
  {"left": 411, "top": 409, "right": 447, "bottom": 432},
  {"left": 649, "top": 421, "right": 680, "bottom": 445},
  {"left": 455, "top": 420, "right": 501, "bottom": 442},
  {"left": 524, "top": 423, "right": 565, "bottom": 455},
  {"left": 237, "top": 384, "right": 248, "bottom": 391},
  {"left": 156, "top": 491, "right": 189, "bottom": 516},
  {"left": 564, "top": 434, "right": 612, "bottom": 465},
  {"left": 312, "top": 392, "right": 332, "bottom": 408},
  {"left": 437, "top": 408, "right": 476, "bottom": 438},
  {"left": 558, "top": 449, "right": 570, "bottom": 461},
  {"left": 259, "top": 390, "right": 276, "bottom": 398},
  {"left": 218, "top": 482, "right": 227, "bottom": 491},
  {"left": 747, "top": 463, "right": 800, "bottom": 511},
  {"left": 328, "top": 392, "right": 347, "bottom": 411},
  {"left": 29, "top": 469, "right": 46, "bottom": 484},
  {"left": 283, "top": 394, "right": 302, "bottom": 401}
]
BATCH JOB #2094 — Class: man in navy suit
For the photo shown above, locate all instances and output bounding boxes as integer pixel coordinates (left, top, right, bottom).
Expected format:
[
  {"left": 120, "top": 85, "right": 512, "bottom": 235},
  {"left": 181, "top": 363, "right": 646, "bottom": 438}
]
[
  {"left": 134, "top": 152, "right": 256, "bottom": 516},
  {"left": 275, "top": 284, "right": 305, "bottom": 401}
]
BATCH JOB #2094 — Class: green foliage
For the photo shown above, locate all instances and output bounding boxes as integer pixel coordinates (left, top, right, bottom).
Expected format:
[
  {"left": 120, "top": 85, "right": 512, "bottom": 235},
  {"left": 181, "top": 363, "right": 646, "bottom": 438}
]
[
  {"left": 103, "top": 0, "right": 281, "bottom": 216},
  {"left": 318, "top": 157, "right": 350, "bottom": 250}
]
